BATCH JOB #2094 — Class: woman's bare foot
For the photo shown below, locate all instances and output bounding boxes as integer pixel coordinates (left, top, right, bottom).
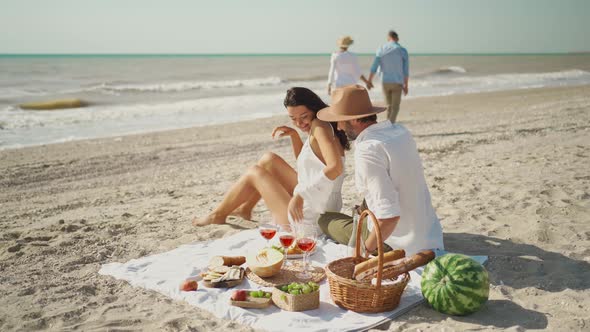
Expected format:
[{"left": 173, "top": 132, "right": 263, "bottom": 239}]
[
  {"left": 192, "top": 213, "right": 227, "bottom": 226},
  {"left": 229, "top": 206, "right": 253, "bottom": 221}
]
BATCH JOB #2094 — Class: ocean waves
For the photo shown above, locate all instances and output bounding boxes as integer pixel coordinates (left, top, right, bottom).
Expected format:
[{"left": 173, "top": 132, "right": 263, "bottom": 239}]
[
  {"left": 2, "top": 61, "right": 590, "bottom": 149},
  {"left": 0, "top": 77, "right": 286, "bottom": 99},
  {"left": 410, "top": 69, "right": 590, "bottom": 97},
  {"left": 414, "top": 66, "right": 468, "bottom": 78},
  {"left": 0, "top": 92, "right": 287, "bottom": 149},
  {"left": 84, "top": 76, "right": 284, "bottom": 94}
]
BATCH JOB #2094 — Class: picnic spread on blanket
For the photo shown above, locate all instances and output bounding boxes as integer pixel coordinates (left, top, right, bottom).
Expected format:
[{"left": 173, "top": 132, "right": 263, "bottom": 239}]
[{"left": 100, "top": 211, "right": 489, "bottom": 331}]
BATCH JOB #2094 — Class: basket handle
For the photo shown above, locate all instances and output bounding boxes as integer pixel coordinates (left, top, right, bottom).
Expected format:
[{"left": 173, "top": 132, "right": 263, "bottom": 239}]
[{"left": 354, "top": 209, "right": 385, "bottom": 290}]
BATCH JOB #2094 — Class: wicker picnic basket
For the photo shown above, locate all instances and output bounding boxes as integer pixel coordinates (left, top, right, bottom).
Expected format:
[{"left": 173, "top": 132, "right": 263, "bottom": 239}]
[{"left": 325, "top": 210, "right": 410, "bottom": 313}]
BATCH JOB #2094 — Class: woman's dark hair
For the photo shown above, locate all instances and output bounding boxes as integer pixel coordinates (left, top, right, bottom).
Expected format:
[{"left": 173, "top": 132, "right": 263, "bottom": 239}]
[{"left": 283, "top": 87, "right": 350, "bottom": 150}]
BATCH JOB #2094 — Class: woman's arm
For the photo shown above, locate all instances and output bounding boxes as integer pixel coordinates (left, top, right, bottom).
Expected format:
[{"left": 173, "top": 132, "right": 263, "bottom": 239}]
[
  {"left": 327, "top": 53, "right": 336, "bottom": 95},
  {"left": 271, "top": 126, "right": 304, "bottom": 159},
  {"left": 310, "top": 119, "right": 343, "bottom": 180},
  {"left": 291, "top": 133, "right": 304, "bottom": 159}
]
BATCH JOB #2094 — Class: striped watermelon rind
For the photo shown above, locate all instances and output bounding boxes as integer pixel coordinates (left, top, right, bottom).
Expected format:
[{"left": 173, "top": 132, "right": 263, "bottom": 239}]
[{"left": 421, "top": 254, "right": 489, "bottom": 315}]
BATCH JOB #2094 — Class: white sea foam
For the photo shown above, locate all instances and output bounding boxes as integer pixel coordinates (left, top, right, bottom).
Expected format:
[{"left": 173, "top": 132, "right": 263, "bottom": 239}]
[
  {"left": 0, "top": 92, "right": 287, "bottom": 149},
  {"left": 0, "top": 77, "right": 285, "bottom": 98},
  {"left": 84, "top": 76, "right": 284, "bottom": 94},
  {"left": 437, "top": 66, "right": 468, "bottom": 74},
  {"left": 409, "top": 69, "right": 590, "bottom": 97}
]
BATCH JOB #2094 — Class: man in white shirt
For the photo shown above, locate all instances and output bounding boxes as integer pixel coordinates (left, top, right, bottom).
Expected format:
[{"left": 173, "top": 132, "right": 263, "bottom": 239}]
[
  {"left": 317, "top": 85, "right": 444, "bottom": 255},
  {"left": 327, "top": 36, "right": 372, "bottom": 96}
]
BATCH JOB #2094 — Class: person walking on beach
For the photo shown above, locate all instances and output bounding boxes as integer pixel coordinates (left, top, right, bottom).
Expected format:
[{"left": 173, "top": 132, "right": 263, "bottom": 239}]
[
  {"left": 367, "top": 30, "right": 409, "bottom": 123},
  {"left": 327, "top": 36, "right": 373, "bottom": 96},
  {"left": 193, "top": 87, "right": 349, "bottom": 230},
  {"left": 316, "top": 85, "right": 443, "bottom": 255}
]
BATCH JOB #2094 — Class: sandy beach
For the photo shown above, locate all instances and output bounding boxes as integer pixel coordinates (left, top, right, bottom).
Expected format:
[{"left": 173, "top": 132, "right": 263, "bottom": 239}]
[{"left": 1, "top": 85, "right": 589, "bottom": 331}]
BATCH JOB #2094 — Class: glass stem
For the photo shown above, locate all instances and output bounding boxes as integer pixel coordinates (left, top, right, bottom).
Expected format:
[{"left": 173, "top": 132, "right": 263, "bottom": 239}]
[{"left": 282, "top": 247, "right": 289, "bottom": 267}]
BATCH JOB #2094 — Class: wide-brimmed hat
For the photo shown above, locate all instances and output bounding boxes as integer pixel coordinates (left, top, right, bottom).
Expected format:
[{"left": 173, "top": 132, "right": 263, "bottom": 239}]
[
  {"left": 317, "top": 85, "right": 386, "bottom": 122},
  {"left": 337, "top": 36, "right": 354, "bottom": 48}
]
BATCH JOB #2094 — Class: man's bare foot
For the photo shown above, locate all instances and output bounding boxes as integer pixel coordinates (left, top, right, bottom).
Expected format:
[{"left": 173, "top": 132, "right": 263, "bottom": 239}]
[
  {"left": 229, "top": 206, "right": 253, "bottom": 221},
  {"left": 192, "top": 213, "right": 226, "bottom": 226}
]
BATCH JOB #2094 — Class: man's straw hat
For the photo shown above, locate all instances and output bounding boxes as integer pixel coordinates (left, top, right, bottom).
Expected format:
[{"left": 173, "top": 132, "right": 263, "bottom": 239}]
[
  {"left": 337, "top": 36, "right": 354, "bottom": 48},
  {"left": 317, "top": 85, "right": 386, "bottom": 122}
]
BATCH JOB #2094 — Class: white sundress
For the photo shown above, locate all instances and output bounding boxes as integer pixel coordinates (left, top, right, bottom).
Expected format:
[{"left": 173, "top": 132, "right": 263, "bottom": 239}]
[{"left": 291, "top": 132, "right": 345, "bottom": 233}]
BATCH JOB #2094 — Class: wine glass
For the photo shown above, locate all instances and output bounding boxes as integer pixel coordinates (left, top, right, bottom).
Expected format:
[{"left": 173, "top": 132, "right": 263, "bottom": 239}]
[
  {"left": 292, "top": 221, "right": 318, "bottom": 280},
  {"left": 258, "top": 223, "right": 277, "bottom": 248},
  {"left": 277, "top": 224, "right": 295, "bottom": 268}
]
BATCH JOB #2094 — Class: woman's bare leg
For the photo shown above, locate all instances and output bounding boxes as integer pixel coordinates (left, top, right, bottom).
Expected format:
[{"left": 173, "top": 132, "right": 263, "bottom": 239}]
[
  {"left": 193, "top": 165, "right": 292, "bottom": 226},
  {"left": 231, "top": 152, "right": 297, "bottom": 220}
]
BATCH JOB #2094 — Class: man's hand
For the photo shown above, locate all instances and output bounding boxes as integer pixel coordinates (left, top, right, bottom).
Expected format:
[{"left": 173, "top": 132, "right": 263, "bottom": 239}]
[
  {"left": 288, "top": 194, "right": 304, "bottom": 223},
  {"left": 402, "top": 85, "right": 408, "bottom": 96},
  {"left": 353, "top": 204, "right": 363, "bottom": 216},
  {"left": 366, "top": 80, "right": 374, "bottom": 90},
  {"left": 271, "top": 126, "right": 296, "bottom": 139}
]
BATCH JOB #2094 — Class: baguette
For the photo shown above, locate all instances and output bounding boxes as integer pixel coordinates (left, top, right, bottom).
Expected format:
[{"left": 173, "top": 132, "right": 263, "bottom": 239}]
[
  {"left": 209, "top": 255, "right": 246, "bottom": 268},
  {"left": 355, "top": 250, "right": 436, "bottom": 282},
  {"left": 352, "top": 249, "right": 405, "bottom": 280}
]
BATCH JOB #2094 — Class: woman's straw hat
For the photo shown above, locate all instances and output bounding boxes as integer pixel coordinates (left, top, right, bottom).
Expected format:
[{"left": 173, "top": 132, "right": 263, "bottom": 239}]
[
  {"left": 317, "top": 85, "right": 386, "bottom": 122},
  {"left": 337, "top": 36, "right": 354, "bottom": 48}
]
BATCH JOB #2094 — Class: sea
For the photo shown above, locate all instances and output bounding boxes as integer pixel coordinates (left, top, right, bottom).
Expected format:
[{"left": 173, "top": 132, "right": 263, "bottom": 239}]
[{"left": 1, "top": 54, "right": 590, "bottom": 150}]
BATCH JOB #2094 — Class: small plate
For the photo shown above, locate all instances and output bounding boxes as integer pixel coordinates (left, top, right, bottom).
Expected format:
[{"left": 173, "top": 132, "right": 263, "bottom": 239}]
[
  {"left": 230, "top": 293, "right": 273, "bottom": 309},
  {"left": 271, "top": 245, "right": 317, "bottom": 259}
]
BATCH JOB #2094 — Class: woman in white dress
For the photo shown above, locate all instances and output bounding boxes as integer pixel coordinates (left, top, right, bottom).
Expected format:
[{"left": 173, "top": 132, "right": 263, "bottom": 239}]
[
  {"left": 193, "top": 87, "right": 349, "bottom": 227},
  {"left": 327, "top": 36, "right": 373, "bottom": 96}
]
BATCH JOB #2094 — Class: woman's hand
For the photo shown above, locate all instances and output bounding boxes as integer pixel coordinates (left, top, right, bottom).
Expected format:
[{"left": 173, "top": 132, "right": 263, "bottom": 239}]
[
  {"left": 288, "top": 194, "right": 304, "bottom": 223},
  {"left": 272, "top": 126, "right": 296, "bottom": 139}
]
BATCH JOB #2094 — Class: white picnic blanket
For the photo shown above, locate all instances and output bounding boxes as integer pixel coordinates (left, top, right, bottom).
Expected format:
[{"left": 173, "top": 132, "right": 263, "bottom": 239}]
[{"left": 99, "top": 230, "right": 487, "bottom": 332}]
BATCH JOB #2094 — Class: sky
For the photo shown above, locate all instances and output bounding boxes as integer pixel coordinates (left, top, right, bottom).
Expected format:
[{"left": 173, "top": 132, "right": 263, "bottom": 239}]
[{"left": 0, "top": 0, "right": 589, "bottom": 54}]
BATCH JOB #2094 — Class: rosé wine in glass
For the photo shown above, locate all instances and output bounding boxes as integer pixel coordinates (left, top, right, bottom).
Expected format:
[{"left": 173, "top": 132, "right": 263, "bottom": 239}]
[
  {"left": 297, "top": 238, "right": 316, "bottom": 252},
  {"left": 292, "top": 221, "right": 318, "bottom": 280},
  {"left": 277, "top": 224, "right": 295, "bottom": 268},
  {"left": 279, "top": 234, "right": 295, "bottom": 247},
  {"left": 258, "top": 223, "right": 277, "bottom": 248},
  {"left": 260, "top": 228, "right": 277, "bottom": 240}
]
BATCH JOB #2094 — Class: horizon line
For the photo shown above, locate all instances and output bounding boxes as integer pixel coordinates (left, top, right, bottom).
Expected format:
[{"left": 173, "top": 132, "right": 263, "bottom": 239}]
[{"left": 1, "top": 52, "right": 589, "bottom": 57}]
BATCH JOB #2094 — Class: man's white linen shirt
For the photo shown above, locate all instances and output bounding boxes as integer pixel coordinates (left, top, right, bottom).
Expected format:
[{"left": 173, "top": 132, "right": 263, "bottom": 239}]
[
  {"left": 354, "top": 121, "right": 444, "bottom": 255},
  {"left": 327, "top": 51, "right": 362, "bottom": 88}
]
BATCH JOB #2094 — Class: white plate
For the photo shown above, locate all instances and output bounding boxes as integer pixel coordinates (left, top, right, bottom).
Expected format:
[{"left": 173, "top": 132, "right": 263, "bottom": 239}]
[{"left": 285, "top": 247, "right": 317, "bottom": 259}]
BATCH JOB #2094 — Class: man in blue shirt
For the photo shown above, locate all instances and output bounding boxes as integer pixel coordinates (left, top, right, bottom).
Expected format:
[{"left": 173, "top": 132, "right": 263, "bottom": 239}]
[{"left": 368, "top": 30, "right": 409, "bottom": 123}]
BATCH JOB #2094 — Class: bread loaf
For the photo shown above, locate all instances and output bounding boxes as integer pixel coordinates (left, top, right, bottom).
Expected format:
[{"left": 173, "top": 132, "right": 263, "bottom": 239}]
[
  {"left": 209, "top": 255, "right": 246, "bottom": 268},
  {"left": 354, "top": 250, "right": 435, "bottom": 282},
  {"left": 352, "top": 249, "right": 405, "bottom": 280}
]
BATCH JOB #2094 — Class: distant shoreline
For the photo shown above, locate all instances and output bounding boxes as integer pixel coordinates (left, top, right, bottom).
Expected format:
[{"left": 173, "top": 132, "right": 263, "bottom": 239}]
[
  {"left": 1, "top": 52, "right": 589, "bottom": 58},
  {"left": 2, "top": 84, "right": 589, "bottom": 152}
]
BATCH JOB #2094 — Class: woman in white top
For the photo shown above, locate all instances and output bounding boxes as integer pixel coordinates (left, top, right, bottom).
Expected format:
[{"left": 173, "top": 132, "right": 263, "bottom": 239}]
[
  {"left": 327, "top": 36, "right": 373, "bottom": 96},
  {"left": 193, "top": 87, "right": 349, "bottom": 227}
]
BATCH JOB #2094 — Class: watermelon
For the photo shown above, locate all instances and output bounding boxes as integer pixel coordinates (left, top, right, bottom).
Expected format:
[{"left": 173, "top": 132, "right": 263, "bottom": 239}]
[{"left": 421, "top": 254, "right": 489, "bottom": 315}]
